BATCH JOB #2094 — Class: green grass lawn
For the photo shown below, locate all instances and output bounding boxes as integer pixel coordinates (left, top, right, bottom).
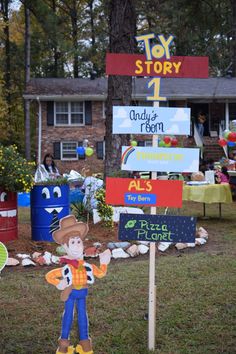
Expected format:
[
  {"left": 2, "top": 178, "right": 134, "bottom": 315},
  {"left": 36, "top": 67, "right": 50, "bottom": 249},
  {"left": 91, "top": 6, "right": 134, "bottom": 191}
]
[{"left": 1, "top": 202, "right": 236, "bottom": 354}]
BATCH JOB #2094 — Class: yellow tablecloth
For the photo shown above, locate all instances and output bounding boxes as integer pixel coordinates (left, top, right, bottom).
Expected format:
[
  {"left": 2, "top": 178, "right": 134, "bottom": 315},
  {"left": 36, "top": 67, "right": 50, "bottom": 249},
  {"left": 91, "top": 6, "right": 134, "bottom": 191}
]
[{"left": 183, "top": 184, "right": 232, "bottom": 204}]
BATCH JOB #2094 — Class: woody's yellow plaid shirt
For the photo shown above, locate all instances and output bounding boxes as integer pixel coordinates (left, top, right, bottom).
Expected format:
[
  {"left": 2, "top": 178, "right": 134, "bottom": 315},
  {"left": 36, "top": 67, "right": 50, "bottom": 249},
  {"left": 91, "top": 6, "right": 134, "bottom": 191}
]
[{"left": 46, "top": 260, "right": 107, "bottom": 290}]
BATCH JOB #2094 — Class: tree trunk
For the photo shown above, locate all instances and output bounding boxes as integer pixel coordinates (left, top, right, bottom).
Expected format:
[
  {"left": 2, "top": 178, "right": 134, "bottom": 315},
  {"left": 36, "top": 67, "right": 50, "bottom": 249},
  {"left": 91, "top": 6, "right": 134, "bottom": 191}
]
[
  {"left": 71, "top": 1, "right": 79, "bottom": 78},
  {"left": 231, "top": 0, "right": 236, "bottom": 77},
  {"left": 1, "top": 0, "right": 11, "bottom": 108},
  {"left": 105, "top": 0, "right": 136, "bottom": 177},
  {"left": 24, "top": 5, "right": 31, "bottom": 160}
]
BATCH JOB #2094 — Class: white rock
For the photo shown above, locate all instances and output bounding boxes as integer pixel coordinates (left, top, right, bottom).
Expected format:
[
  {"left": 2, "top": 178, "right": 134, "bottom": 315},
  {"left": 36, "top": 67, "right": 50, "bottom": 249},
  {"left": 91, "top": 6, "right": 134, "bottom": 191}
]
[
  {"left": 51, "top": 255, "right": 60, "bottom": 264},
  {"left": 22, "top": 258, "right": 36, "bottom": 266},
  {"left": 158, "top": 242, "right": 172, "bottom": 252},
  {"left": 126, "top": 244, "right": 139, "bottom": 257},
  {"left": 16, "top": 253, "right": 31, "bottom": 259},
  {"left": 197, "top": 227, "right": 209, "bottom": 239},
  {"left": 6, "top": 258, "right": 20, "bottom": 266},
  {"left": 175, "top": 243, "right": 188, "bottom": 250},
  {"left": 43, "top": 251, "right": 52, "bottom": 265},
  {"left": 195, "top": 237, "right": 207, "bottom": 245},
  {"left": 112, "top": 248, "right": 130, "bottom": 259},
  {"left": 137, "top": 241, "right": 150, "bottom": 246},
  {"left": 186, "top": 243, "right": 196, "bottom": 248},
  {"left": 32, "top": 252, "right": 42, "bottom": 259},
  {"left": 137, "top": 244, "right": 149, "bottom": 254},
  {"left": 93, "top": 242, "right": 102, "bottom": 248}
]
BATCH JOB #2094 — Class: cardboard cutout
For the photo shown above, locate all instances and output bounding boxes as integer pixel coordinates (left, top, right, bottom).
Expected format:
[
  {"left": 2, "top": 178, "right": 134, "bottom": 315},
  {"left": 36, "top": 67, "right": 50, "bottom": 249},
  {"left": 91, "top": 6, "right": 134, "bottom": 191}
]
[
  {"left": 45, "top": 215, "right": 111, "bottom": 354},
  {"left": 0, "top": 242, "right": 8, "bottom": 272}
]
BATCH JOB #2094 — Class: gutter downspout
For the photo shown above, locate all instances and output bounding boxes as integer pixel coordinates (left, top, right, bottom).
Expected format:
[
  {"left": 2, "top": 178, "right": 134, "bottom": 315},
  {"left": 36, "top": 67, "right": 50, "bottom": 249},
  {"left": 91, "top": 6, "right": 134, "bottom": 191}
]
[
  {"left": 225, "top": 99, "right": 229, "bottom": 130},
  {"left": 37, "top": 97, "right": 42, "bottom": 164}
]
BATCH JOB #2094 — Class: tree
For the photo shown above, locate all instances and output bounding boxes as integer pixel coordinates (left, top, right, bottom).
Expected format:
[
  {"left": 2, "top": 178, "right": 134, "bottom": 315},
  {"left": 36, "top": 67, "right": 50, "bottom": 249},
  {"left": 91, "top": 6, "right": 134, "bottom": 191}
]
[
  {"left": 24, "top": 4, "right": 30, "bottom": 160},
  {"left": 104, "top": 0, "right": 136, "bottom": 177},
  {"left": 230, "top": 0, "right": 236, "bottom": 76}
]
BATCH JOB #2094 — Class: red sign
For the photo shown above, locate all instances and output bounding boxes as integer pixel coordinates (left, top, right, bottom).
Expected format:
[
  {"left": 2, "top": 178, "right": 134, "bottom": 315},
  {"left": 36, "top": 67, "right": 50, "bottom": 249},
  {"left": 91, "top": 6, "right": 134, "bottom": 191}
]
[
  {"left": 106, "top": 53, "right": 208, "bottom": 78},
  {"left": 105, "top": 177, "right": 183, "bottom": 207}
]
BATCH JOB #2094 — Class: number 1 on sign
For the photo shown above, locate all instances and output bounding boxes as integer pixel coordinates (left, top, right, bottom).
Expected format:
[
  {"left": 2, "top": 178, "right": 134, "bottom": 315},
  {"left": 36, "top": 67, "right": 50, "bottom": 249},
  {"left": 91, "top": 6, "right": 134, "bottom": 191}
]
[{"left": 147, "top": 78, "right": 167, "bottom": 101}]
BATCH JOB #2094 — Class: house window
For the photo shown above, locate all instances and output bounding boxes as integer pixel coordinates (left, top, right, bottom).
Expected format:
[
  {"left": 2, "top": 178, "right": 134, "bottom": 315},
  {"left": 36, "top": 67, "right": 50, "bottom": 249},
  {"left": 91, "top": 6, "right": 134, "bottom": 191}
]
[
  {"left": 61, "top": 142, "right": 78, "bottom": 160},
  {"left": 55, "top": 102, "right": 85, "bottom": 125}
]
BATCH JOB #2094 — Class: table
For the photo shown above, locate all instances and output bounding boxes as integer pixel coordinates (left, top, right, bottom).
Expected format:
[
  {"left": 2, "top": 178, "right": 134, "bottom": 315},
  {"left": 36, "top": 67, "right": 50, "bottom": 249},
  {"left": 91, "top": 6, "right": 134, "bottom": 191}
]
[{"left": 183, "top": 184, "right": 233, "bottom": 218}]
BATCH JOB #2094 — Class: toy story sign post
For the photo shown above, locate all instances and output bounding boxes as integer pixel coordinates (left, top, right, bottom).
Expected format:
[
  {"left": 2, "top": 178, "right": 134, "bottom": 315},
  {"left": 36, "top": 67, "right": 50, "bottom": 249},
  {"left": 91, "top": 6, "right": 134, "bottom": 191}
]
[
  {"left": 118, "top": 214, "right": 196, "bottom": 243},
  {"left": 106, "top": 177, "right": 183, "bottom": 207},
  {"left": 112, "top": 106, "right": 191, "bottom": 135},
  {"left": 106, "top": 32, "right": 206, "bottom": 351}
]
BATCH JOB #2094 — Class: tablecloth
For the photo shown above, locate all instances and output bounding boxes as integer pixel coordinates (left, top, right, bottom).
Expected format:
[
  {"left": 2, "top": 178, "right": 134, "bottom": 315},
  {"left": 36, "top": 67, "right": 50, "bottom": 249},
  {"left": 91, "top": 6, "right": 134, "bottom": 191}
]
[{"left": 183, "top": 184, "right": 232, "bottom": 204}]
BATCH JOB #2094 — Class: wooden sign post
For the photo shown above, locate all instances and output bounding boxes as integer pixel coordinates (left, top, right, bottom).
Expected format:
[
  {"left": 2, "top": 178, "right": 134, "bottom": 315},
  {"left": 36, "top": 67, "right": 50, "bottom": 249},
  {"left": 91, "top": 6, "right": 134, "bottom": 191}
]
[{"left": 106, "top": 32, "right": 207, "bottom": 352}]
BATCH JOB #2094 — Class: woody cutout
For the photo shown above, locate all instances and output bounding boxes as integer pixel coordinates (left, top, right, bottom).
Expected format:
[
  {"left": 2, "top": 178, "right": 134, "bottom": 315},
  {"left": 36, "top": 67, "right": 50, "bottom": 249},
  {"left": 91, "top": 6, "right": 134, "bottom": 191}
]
[{"left": 46, "top": 215, "right": 111, "bottom": 354}]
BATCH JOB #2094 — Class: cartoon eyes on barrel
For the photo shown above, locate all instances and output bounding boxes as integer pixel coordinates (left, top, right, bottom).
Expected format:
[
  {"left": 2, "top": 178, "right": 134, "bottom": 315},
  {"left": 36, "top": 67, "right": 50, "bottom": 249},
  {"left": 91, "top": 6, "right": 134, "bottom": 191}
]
[
  {"left": 53, "top": 186, "right": 61, "bottom": 198},
  {"left": 42, "top": 187, "right": 62, "bottom": 199},
  {"left": 0, "top": 192, "right": 8, "bottom": 202}
]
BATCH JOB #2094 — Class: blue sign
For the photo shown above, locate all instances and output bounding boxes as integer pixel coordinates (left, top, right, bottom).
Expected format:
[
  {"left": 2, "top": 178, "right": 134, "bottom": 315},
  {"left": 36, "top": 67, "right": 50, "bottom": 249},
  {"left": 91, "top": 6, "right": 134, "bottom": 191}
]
[
  {"left": 118, "top": 213, "right": 196, "bottom": 243},
  {"left": 121, "top": 146, "right": 199, "bottom": 173},
  {"left": 113, "top": 106, "right": 190, "bottom": 135},
  {"left": 124, "top": 193, "right": 157, "bottom": 205}
]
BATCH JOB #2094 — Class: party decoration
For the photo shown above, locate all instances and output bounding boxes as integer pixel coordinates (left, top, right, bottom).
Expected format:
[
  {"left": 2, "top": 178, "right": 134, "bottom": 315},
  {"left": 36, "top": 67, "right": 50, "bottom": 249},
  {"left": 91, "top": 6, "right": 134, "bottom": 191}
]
[
  {"left": 106, "top": 177, "right": 183, "bottom": 208},
  {"left": 164, "top": 142, "right": 171, "bottom": 147},
  {"left": 228, "top": 132, "right": 236, "bottom": 142},
  {"left": 0, "top": 190, "right": 18, "bottom": 242},
  {"left": 118, "top": 213, "right": 196, "bottom": 243},
  {"left": 218, "top": 138, "right": 227, "bottom": 147},
  {"left": 76, "top": 146, "right": 85, "bottom": 156},
  {"left": 159, "top": 140, "right": 165, "bottom": 147},
  {"left": 171, "top": 137, "right": 178, "bottom": 147},
  {"left": 0, "top": 242, "right": 8, "bottom": 272},
  {"left": 121, "top": 146, "right": 200, "bottom": 172},
  {"left": 227, "top": 141, "right": 236, "bottom": 147},
  {"left": 85, "top": 147, "right": 94, "bottom": 157},
  {"left": 223, "top": 130, "right": 230, "bottom": 139},
  {"left": 163, "top": 136, "right": 171, "bottom": 144},
  {"left": 130, "top": 140, "right": 137, "bottom": 146},
  {"left": 46, "top": 215, "right": 111, "bottom": 354}
]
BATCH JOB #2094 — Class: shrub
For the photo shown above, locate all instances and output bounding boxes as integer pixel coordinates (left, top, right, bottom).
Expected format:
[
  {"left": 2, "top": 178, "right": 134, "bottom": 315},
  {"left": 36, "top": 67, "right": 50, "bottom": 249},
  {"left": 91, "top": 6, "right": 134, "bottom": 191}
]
[
  {"left": 0, "top": 144, "right": 35, "bottom": 192},
  {"left": 95, "top": 188, "right": 113, "bottom": 228}
]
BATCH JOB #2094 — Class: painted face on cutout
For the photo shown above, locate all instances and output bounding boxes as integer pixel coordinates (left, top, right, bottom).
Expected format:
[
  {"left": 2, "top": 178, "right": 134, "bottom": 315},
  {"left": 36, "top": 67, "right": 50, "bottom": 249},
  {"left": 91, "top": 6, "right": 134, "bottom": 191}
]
[
  {"left": 0, "top": 191, "right": 17, "bottom": 242},
  {"left": 63, "top": 236, "right": 84, "bottom": 259}
]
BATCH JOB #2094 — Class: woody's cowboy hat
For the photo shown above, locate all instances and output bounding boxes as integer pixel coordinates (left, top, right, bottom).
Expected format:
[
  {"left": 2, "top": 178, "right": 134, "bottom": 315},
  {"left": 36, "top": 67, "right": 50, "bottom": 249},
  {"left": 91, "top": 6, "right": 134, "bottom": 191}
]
[{"left": 52, "top": 215, "right": 89, "bottom": 244}]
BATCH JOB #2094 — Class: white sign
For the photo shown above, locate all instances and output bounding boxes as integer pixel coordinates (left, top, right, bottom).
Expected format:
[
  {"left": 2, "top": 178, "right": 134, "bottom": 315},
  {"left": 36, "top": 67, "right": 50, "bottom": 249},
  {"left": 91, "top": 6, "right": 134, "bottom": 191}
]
[
  {"left": 113, "top": 106, "right": 190, "bottom": 135},
  {"left": 121, "top": 146, "right": 199, "bottom": 172}
]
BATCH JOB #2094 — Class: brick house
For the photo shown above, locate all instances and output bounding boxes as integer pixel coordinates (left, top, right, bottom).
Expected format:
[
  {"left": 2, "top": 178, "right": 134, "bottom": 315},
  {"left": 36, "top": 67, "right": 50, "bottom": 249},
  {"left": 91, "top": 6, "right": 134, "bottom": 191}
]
[{"left": 24, "top": 77, "right": 236, "bottom": 173}]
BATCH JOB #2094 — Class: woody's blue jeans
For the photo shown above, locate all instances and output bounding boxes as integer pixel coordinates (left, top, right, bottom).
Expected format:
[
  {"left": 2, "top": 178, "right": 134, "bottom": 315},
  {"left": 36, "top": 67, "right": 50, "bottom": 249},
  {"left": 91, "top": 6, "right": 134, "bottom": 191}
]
[{"left": 61, "top": 288, "right": 89, "bottom": 340}]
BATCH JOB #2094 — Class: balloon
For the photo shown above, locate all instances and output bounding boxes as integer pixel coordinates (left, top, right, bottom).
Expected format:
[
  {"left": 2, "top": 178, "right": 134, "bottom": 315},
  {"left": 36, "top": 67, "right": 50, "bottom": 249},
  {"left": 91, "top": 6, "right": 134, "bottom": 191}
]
[
  {"left": 130, "top": 140, "right": 137, "bottom": 146},
  {"left": 171, "top": 138, "right": 178, "bottom": 147},
  {"left": 227, "top": 141, "right": 236, "bottom": 147},
  {"left": 85, "top": 147, "right": 94, "bottom": 157},
  {"left": 227, "top": 132, "right": 236, "bottom": 142},
  {"left": 164, "top": 142, "right": 171, "bottom": 147},
  {"left": 218, "top": 138, "right": 227, "bottom": 147},
  {"left": 163, "top": 136, "right": 171, "bottom": 144},
  {"left": 76, "top": 146, "right": 85, "bottom": 156},
  {"left": 159, "top": 140, "right": 165, "bottom": 147},
  {"left": 223, "top": 130, "right": 231, "bottom": 139}
]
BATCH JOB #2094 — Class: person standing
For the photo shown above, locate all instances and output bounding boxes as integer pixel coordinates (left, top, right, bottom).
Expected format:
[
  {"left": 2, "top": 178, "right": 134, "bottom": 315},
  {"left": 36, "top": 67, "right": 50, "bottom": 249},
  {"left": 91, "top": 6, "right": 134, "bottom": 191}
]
[{"left": 197, "top": 111, "right": 206, "bottom": 138}]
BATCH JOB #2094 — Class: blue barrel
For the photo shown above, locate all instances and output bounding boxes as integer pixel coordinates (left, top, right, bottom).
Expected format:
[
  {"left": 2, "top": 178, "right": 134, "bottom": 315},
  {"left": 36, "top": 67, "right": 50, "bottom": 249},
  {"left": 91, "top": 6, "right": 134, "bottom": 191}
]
[{"left": 31, "top": 184, "right": 70, "bottom": 241}]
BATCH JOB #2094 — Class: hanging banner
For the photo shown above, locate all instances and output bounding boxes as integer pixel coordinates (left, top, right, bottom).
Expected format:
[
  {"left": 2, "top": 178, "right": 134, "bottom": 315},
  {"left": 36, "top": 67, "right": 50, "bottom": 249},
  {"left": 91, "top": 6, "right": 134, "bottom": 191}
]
[
  {"left": 113, "top": 106, "right": 190, "bottom": 135},
  {"left": 121, "top": 146, "right": 199, "bottom": 172},
  {"left": 105, "top": 177, "right": 183, "bottom": 207},
  {"left": 118, "top": 213, "right": 196, "bottom": 243},
  {"left": 106, "top": 53, "right": 209, "bottom": 78}
]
